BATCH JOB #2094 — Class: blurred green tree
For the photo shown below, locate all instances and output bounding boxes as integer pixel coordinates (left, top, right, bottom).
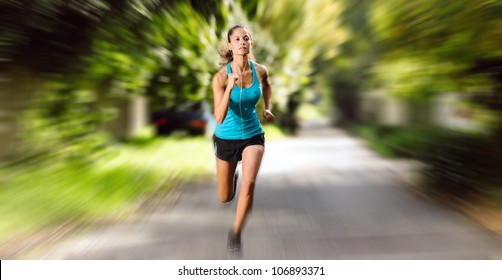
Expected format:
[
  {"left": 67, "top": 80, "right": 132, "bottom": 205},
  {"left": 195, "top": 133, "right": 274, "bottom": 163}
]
[
  {"left": 1, "top": 0, "right": 348, "bottom": 163},
  {"left": 319, "top": 0, "right": 377, "bottom": 125},
  {"left": 144, "top": 2, "right": 222, "bottom": 110},
  {"left": 352, "top": 0, "right": 502, "bottom": 198},
  {"left": 0, "top": 0, "right": 166, "bottom": 162},
  {"left": 370, "top": 0, "right": 502, "bottom": 132},
  {"left": 239, "top": 0, "right": 347, "bottom": 131}
]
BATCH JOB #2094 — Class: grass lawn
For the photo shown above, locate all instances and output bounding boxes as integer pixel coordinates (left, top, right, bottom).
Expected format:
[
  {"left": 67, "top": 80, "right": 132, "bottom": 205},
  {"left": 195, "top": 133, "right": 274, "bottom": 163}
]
[{"left": 0, "top": 135, "right": 214, "bottom": 241}]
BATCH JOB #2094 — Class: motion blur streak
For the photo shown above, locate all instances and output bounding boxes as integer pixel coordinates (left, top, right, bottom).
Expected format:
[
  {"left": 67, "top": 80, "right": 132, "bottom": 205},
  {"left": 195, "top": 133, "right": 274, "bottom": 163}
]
[{"left": 1, "top": 0, "right": 502, "bottom": 259}]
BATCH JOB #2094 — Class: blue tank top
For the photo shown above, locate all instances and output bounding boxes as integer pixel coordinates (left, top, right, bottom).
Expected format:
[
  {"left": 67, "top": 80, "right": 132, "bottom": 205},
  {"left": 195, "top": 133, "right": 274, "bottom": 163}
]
[{"left": 214, "top": 61, "right": 264, "bottom": 140}]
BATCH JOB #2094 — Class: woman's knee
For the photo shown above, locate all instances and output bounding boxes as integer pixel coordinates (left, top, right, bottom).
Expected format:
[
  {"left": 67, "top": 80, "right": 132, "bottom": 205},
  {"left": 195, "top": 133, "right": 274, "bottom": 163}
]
[
  {"left": 219, "top": 193, "right": 231, "bottom": 203},
  {"left": 217, "top": 181, "right": 234, "bottom": 203}
]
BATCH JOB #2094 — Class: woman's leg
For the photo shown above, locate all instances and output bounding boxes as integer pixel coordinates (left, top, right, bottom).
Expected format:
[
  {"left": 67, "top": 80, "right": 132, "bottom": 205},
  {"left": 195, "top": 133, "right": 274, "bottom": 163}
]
[
  {"left": 233, "top": 144, "right": 264, "bottom": 235},
  {"left": 216, "top": 158, "right": 238, "bottom": 203}
]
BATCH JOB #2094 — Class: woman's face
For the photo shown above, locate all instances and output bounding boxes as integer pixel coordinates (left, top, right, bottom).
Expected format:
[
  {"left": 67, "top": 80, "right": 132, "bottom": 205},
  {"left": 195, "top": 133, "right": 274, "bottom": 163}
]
[{"left": 228, "top": 27, "right": 252, "bottom": 57}]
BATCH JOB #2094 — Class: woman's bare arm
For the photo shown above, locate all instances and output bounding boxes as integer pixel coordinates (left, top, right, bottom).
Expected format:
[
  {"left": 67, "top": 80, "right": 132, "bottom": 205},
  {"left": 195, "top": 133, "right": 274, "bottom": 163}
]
[
  {"left": 255, "top": 63, "right": 275, "bottom": 121},
  {"left": 213, "top": 68, "right": 238, "bottom": 124}
]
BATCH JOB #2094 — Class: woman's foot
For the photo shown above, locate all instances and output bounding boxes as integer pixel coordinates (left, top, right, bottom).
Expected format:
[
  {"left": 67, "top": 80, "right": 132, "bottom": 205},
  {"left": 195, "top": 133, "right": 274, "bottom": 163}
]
[{"left": 227, "top": 229, "right": 241, "bottom": 251}]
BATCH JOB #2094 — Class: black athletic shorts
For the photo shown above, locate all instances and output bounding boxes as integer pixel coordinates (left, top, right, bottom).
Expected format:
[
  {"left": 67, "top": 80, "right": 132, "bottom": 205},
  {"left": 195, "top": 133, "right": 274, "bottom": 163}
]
[{"left": 213, "top": 133, "right": 265, "bottom": 162}]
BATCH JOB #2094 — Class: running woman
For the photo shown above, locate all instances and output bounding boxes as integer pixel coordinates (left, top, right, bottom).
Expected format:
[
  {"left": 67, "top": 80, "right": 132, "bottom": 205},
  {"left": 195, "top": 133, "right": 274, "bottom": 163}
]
[{"left": 212, "top": 24, "right": 275, "bottom": 252}]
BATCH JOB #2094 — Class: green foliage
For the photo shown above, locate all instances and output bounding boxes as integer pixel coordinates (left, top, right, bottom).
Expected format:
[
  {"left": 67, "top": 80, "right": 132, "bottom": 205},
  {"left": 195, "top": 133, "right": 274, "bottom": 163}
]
[
  {"left": 0, "top": 135, "right": 214, "bottom": 239},
  {"left": 251, "top": 0, "right": 347, "bottom": 110},
  {"left": 146, "top": 3, "right": 221, "bottom": 109},
  {"left": 371, "top": 0, "right": 502, "bottom": 61},
  {"left": 2, "top": 0, "right": 350, "bottom": 166},
  {"left": 370, "top": 59, "right": 460, "bottom": 101},
  {"left": 1, "top": 0, "right": 166, "bottom": 165},
  {"left": 331, "top": 0, "right": 502, "bottom": 203},
  {"left": 328, "top": 0, "right": 502, "bottom": 129},
  {"left": 368, "top": 0, "right": 502, "bottom": 111},
  {"left": 351, "top": 124, "right": 400, "bottom": 157},
  {"left": 420, "top": 132, "right": 502, "bottom": 198},
  {"left": 262, "top": 123, "right": 287, "bottom": 140},
  {"left": 15, "top": 82, "right": 111, "bottom": 164},
  {"left": 353, "top": 122, "right": 502, "bottom": 200},
  {"left": 318, "top": 0, "right": 376, "bottom": 124},
  {"left": 0, "top": 0, "right": 162, "bottom": 74},
  {"left": 351, "top": 123, "right": 465, "bottom": 159},
  {"left": 2, "top": 1, "right": 226, "bottom": 164}
]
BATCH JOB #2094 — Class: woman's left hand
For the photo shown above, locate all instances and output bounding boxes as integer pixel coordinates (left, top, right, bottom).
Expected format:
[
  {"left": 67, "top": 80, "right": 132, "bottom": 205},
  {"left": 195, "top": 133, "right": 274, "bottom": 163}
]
[{"left": 263, "top": 109, "right": 275, "bottom": 122}]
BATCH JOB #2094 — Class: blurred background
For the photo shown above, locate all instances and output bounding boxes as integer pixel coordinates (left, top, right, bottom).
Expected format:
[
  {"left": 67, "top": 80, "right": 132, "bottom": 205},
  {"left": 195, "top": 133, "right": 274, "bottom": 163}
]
[{"left": 1, "top": 0, "right": 502, "bottom": 258}]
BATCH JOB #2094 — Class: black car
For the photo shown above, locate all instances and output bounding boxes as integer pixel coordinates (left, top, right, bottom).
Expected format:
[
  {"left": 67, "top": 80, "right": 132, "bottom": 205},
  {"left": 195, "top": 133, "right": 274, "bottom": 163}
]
[{"left": 152, "top": 102, "right": 211, "bottom": 136}]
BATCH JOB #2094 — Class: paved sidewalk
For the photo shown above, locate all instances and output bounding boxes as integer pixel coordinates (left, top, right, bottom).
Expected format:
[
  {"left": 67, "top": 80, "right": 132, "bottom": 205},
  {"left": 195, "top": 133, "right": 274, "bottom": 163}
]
[{"left": 42, "top": 119, "right": 502, "bottom": 259}]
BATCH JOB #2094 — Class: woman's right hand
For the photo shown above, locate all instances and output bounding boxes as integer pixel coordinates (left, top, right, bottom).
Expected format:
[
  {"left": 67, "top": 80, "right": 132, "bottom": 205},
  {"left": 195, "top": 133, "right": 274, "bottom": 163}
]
[{"left": 226, "top": 73, "right": 239, "bottom": 90}]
